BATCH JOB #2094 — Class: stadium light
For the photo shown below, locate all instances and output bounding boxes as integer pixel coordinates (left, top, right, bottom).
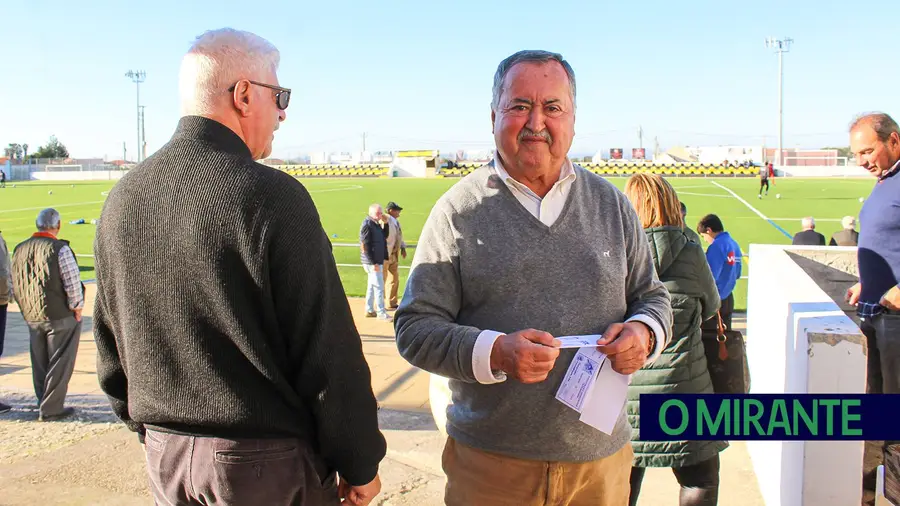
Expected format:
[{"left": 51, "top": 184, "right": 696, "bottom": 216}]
[
  {"left": 125, "top": 70, "right": 146, "bottom": 163},
  {"left": 765, "top": 37, "right": 793, "bottom": 168}
]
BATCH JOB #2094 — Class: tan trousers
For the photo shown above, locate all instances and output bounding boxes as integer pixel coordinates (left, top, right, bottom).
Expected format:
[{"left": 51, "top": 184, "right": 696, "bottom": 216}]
[
  {"left": 383, "top": 252, "right": 400, "bottom": 307},
  {"left": 442, "top": 437, "right": 633, "bottom": 506}
]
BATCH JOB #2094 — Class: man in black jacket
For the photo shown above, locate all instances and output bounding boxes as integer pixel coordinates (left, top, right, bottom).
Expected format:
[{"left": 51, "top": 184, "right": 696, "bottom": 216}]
[
  {"left": 359, "top": 203, "right": 392, "bottom": 321},
  {"left": 93, "top": 28, "right": 384, "bottom": 506},
  {"left": 792, "top": 217, "right": 826, "bottom": 246}
]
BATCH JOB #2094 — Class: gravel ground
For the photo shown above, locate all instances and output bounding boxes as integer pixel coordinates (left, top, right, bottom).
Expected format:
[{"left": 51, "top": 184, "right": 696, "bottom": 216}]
[{"left": 0, "top": 388, "right": 121, "bottom": 465}]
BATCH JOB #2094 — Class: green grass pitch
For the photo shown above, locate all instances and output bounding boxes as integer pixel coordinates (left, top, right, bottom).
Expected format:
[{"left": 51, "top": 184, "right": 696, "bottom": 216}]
[{"left": 0, "top": 175, "right": 874, "bottom": 311}]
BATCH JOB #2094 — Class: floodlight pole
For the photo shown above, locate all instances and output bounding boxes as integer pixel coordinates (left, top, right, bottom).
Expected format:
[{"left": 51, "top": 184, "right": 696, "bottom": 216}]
[
  {"left": 125, "top": 70, "right": 146, "bottom": 163},
  {"left": 765, "top": 37, "right": 792, "bottom": 168}
]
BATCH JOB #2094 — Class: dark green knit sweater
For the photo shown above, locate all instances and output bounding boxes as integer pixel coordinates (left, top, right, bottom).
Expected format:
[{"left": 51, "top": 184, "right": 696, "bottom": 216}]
[
  {"left": 93, "top": 116, "right": 385, "bottom": 485},
  {"left": 627, "top": 226, "right": 728, "bottom": 468}
]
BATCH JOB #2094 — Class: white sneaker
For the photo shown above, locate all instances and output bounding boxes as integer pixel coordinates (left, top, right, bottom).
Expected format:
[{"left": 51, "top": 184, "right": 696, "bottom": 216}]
[{"left": 378, "top": 314, "right": 393, "bottom": 322}]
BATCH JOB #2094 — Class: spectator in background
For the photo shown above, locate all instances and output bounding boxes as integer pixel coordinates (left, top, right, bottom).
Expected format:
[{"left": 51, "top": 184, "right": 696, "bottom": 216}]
[
  {"left": 792, "top": 217, "right": 826, "bottom": 246},
  {"left": 624, "top": 174, "right": 724, "bottom": 506},
  {"left": 360, "top": 203, "right": 392, "bottom": 321},
  {"left": 680, "top": 202, "right": 702, "bottom": 244},
  {"left": 768, "top": 162, "right": 776, "bottom": 185},
  {"left": 697, "top": 214, "right": 742, "bottom": 331},
  {"left": 830, "top": 216, "right": 859, "bottom": 246},
  {"left": 382, "top": 201, "right": 407, "bottom": 310},
  {"left": 94, "top": 28, "right": 385, "bottom": 506},
  {"left": 11, "top": 208, "right": 83, "bottom": 421},
  {"left": 0, "top": 229, "right": 11, "bottom": 413},
  {"left": 846, "top": 111, "right": 900, "bottom": 506}
]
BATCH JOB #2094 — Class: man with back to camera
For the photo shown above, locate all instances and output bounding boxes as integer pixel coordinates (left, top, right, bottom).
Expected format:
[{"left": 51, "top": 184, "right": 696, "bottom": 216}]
[
  {"left": 830, "top": 216, "right": 859, "bottom": 247},
  {"left": 395, "top": 49, "right": 672, "bottom": 506},
  {"left": 792, "top": 217, "right": 826, "bottom": 246},
  {"left": 93, "top": 28, "right": 385, "bottom": 506},
  {"left": 680, "top": 201, "right": 702, "bottom": 244},
  {"left": 846, "top": 112, "right": 900, "bottom": 506},
  {"left": 10, "top": 208, "right": 84, "bottom": 421},
  {"left": 697, "top": 214, "right": 742, "bottom": 331}
]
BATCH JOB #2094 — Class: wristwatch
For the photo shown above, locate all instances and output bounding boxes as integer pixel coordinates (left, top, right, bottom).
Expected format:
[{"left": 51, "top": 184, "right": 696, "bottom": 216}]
[{"left": 645, "top": 326, "right": 656, "bottom": 357}]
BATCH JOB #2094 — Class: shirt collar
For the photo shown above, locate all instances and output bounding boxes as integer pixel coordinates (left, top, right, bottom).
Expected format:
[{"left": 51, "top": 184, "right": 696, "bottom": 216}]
[
  {"left": 492, "top": 152, "right": 577, "bottom": 195},
  {"left": 880, "top": 159, "right": 900, "bottom": 181}
]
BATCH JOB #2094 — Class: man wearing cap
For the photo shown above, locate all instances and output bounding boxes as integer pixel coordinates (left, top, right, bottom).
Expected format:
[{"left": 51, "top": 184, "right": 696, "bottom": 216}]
[{"left": 383, "top": 201, "right": 407, "bottom": 310}]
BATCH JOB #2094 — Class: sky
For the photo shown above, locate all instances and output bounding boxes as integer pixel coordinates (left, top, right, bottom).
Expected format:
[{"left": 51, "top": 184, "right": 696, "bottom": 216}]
[{"left": 2, "top": 0, "right": 898, "bottom": 161}]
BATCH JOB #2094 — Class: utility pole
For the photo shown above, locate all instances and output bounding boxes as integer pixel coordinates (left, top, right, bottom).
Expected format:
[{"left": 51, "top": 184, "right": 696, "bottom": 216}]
[
  {"left": 140, "top": 105, "right": 147, "bottom": 161},
  {"left": 765, "top": 37, "right": 793, "bottom": 168},
  {"left": 125, "top": 70, "right": 146, "bottom": 162},
  {"left": 362, "top": 132, "right": 367, "bottom": 152},
  {"left": 654, "top": 136, "right": 660, "bottom": 160},
  {"left": 123, "top": 141, "right": 127, "bottom": 163},
  {"left": 638, "top": 125, "right": 643, "bottom": 150}
]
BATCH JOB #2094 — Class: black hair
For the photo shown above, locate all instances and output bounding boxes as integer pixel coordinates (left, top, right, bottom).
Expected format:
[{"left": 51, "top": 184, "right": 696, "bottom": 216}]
[{"left": 697, "top": 214, "right": 725, "bottom": 234}]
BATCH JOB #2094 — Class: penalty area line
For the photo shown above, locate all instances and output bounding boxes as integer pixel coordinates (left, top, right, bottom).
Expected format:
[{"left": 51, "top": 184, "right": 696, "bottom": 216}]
[{"left": 709, "top": 181, "right": 792, "bottom": 240}]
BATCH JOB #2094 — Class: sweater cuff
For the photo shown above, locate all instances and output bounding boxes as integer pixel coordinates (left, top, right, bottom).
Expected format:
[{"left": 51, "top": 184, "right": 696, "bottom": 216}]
[
  {"left": 342, "top": 463, "right": 380, "bottom": 487},
  {"left": 472, "top": 330, "right": 507, "bottom": 384},
  {"left": 626, "top": 314, "right": 666, "bottom": 364}
]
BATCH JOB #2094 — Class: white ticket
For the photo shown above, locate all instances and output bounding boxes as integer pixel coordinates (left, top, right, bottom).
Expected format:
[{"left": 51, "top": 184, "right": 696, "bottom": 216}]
[
  {"left": 555, "top": 335, "right": 602, "bottom": 349},
  {"left": 554, "top": 349, "right": 602, "bottom": 412}
]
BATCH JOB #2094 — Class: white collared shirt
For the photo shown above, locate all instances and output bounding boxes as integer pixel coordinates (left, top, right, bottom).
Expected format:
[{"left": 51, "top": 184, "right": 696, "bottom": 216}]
[{"left": 470, "top": 154, "right": 668, "bottom": 385}]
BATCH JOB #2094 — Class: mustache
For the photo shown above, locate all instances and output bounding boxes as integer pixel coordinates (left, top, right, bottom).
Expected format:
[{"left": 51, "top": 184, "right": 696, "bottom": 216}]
[{"left": 518, "top": 127, "right": 552, "bottom": 144}]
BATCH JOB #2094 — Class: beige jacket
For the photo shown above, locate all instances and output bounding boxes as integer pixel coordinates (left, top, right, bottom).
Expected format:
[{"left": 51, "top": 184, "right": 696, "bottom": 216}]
[{"left": 0, "top": 232, "right": 10, "bottom": 305}]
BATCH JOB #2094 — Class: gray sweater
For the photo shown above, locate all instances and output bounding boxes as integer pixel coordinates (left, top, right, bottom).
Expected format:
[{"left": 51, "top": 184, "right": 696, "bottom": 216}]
[{"left": 395, "top": 165, "right": 672, "bottom": 462}]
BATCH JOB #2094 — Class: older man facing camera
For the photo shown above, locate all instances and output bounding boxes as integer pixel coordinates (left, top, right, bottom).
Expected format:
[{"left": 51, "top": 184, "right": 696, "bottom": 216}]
[
  {"left": 93, "top": 28, "right": 384, "bottom": 506},
  {"left": 395, "top": 50, "right": 672, "bottom": 506}
]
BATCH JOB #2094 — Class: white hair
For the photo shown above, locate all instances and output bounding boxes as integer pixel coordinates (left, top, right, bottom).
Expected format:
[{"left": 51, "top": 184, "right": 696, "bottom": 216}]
[
  {"left": 36, "top": 208, "right": 60, "bottom": 231},
  {"left": 179, "top": 28, "right": 280, "bottom": 116},
  {"left": 368, "top": 203, "right": 382, "bottom": 217},
  {"left": 842, "top": 216, "right": 856, "bottom": 230},
  {"left": 802, "top": 216, "right": 815, "bottom": 230}
]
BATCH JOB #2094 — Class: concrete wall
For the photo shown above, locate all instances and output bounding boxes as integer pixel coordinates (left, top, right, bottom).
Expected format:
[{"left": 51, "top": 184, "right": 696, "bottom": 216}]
[
  {"left": 29, "top": 170, "right": 127, "bottom": 181},
  {"left": 746, "top": 244, "right": 865, "bottom": 506}
]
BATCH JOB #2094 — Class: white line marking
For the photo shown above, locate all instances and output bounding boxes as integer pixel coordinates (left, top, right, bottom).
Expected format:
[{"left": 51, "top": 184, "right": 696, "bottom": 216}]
[
  {"left": 3, "top": 200, "right": 106, "bottom": 213},
  {"left": 733, "top": 216, "right": 843, "bottom": 222},
  {"left": 676, "top": 191, "right": 733, "bottom": 198},
  {"left": 76, "top": 255, "right": 411, "bottom": 271},
  {"left": 308, "top": 185, "right": 363, "bottom": 193},
  {"left": 710, "top": 181, "right": 793, "bottom": 239}
]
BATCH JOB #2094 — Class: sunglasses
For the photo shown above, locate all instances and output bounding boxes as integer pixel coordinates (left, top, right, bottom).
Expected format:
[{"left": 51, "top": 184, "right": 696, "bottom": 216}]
[{"left": 228, "top": 80, "right": 291, "bottom": 110}]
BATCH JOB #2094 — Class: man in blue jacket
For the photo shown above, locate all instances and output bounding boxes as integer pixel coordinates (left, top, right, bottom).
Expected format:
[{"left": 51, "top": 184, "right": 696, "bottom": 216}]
[{"left": 697, "top": 214, "right": 742, "bottom": 330}]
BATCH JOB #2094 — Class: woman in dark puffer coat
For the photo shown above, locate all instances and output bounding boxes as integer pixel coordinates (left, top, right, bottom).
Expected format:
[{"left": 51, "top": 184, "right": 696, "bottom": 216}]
[{"left": 623, "top": 174, "right": 725, "bottom": 506}]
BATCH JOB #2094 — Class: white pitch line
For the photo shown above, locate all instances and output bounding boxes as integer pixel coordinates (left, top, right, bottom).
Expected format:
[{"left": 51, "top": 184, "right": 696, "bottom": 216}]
[
  {"left": 676, "top": 191, "right": 733, "bottom": 198},
  {"left": 3, "top": 200, "right": 106, "bottom": 214},
  {"left": 709, "top": 181, "right": 793, "bottom": 239}
]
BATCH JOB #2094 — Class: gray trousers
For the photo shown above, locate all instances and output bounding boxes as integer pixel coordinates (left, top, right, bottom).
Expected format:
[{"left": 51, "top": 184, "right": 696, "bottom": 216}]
[
  {"left": 862, "top": 312, "right": 900, "bottom": 506},
  {"left": 144, "top": 430, "right": 341, "bottom": 506},
  {"left": 27, "top": 316, "right": 81, "bottom": 417}
]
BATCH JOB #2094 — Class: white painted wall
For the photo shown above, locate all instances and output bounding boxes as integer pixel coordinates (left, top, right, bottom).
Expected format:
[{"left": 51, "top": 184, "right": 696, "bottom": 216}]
[
  {"left": 746, "top": 244, "right": 865, "bottom": 506},
  {"left": 29, "top": 170, "right": 127, "bottom": 181}
]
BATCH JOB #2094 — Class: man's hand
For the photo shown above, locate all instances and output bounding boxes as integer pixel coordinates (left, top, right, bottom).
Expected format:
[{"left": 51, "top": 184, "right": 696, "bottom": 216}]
[
  {"left": 846, "top": 282, "right": 862, "bottom": 306},
  {"left": 73, "top": 308, "right": 83, "bottom": 322},
  {"left": 373, "top": 264, "right": 381, "bottom": 273},
  {"left": 489, "top": 329, "right": 561, "bottom": 383},
  {"left": 881, "top": 285, "right": 900, "bottom": 311},
  {"left": 596, "top": 322, "right": 652, "bottom": 375},
  {"left": 401, "top": 248, "right": 407, "bottom": 259},
  {"left": 339, "top": 474, "right": 381, "bottom": 506}
]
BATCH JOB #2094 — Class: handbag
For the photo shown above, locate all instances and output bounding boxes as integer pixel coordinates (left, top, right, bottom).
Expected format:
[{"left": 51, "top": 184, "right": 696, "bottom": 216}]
[{"left": 702, "top": 311, "right": 750, "bottom": 394}]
